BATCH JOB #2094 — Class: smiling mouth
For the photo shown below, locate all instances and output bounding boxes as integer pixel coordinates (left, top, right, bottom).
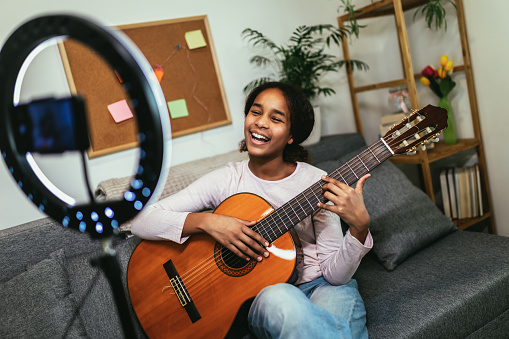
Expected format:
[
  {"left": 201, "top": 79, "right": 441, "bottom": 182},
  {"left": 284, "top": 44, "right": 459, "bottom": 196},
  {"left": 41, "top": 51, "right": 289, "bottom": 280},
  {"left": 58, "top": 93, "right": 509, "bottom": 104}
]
[{"left": 251, "top": 132, "right": 270, "bottom": 143}]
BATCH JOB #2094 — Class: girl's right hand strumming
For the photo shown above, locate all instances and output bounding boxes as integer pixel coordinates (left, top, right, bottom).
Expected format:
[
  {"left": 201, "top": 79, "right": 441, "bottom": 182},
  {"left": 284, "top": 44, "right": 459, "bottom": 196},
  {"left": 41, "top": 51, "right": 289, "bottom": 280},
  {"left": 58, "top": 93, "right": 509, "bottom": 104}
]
[{"left": 183, "top": 213, "right": 270, "bottom": 262}]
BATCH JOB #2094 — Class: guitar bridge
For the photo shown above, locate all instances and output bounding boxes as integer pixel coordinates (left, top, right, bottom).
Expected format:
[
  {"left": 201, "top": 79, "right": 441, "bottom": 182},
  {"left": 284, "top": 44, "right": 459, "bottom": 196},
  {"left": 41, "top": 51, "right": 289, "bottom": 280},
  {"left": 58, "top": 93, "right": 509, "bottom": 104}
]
[{"left": 163, "top": 260, "right": 201, "bottom": 323}]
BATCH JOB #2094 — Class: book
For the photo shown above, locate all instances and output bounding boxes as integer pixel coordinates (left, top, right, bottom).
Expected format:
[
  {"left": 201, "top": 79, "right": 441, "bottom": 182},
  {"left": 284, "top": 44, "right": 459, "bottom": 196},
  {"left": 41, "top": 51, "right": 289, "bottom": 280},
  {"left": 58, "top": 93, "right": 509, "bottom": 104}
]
[
  {"left": 475, "top": 165, "right": 484, "bottom": 216},
  {"left": 469, "top": 166, "right": 478, "bottom": 218},
  {"left": 443, "top": 165, "right": 484, "bottom": 220},
  {"left": 447, "top": 168, "right": 458, "bottom": 219},
  {"left": 440, "top": 169, "right": 452, "bottom": 218}
]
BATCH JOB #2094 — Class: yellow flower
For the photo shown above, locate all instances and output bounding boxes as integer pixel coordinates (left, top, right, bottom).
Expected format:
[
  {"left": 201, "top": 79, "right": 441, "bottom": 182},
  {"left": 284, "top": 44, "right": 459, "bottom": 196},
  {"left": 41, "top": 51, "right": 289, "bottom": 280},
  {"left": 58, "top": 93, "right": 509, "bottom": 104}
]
[
  {"left": 440, "top": 55, "right": 448, "bottom": 67},
  {"left": 437, "top": 68, "right": 447, "bottom": 79},
  {"left": 445, "top": 60, "right": 454, "bottom": 72},
  {"left": 420, "top": 76, "right": 430, "bottom": 86}
]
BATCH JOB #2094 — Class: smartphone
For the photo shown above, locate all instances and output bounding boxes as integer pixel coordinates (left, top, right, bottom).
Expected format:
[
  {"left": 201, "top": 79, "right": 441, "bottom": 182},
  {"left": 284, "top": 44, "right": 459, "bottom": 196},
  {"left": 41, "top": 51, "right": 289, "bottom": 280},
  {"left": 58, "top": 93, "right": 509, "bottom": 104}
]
[{"left": 12, "top": 96, "right": 90, "bottom": 154}]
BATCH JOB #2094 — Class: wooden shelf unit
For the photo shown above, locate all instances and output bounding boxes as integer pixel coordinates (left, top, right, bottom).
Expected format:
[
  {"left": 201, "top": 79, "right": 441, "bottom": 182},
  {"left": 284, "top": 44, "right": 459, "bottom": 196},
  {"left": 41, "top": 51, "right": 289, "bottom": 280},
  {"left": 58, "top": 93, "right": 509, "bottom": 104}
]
[{"left": 338, "top": 0, "right": 495, "bottom": 233}]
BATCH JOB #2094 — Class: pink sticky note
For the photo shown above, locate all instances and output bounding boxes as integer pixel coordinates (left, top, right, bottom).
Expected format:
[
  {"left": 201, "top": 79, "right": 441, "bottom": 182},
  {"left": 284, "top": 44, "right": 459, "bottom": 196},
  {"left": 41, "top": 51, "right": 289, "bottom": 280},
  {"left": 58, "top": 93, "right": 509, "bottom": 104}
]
[{"left": 107, "top": 99, "right": 134, "bottom": 123}]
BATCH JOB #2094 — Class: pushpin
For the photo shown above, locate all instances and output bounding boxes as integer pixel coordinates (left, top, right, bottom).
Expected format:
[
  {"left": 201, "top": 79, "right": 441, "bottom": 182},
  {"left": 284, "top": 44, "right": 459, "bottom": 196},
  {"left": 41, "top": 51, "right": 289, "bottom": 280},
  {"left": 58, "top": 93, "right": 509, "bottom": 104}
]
[
  {"left": 153, "top": 64, "right": 164, "bottom": 83},
  {"left": 114, "top": 70, "right": 123, "bottom": 84}
]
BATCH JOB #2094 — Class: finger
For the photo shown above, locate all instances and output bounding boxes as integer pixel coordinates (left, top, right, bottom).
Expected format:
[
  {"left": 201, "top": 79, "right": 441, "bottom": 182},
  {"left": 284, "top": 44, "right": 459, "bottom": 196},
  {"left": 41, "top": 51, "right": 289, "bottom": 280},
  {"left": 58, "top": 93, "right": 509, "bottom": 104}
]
[
  {"left": 317, "top": 201, "right": 334, "bottom": 212},
  {"left": 243, "top": 225, "right": 270, "bottom": 247},
  {"left": 241, "top": 229, "right": 270, "bottom": 259},
  {"left": 234, "top": 217, "right": 257, "bottom": 227},
  {"left": 321, "top": 175, "right": 348, "bottom": 188},
  {"left": 225, "top": 242, "right": 252, "bottom": 262},
  {"left": 233, "top": 237, "right": 265, "bottom": 261},
  {"left": 355, "top": 174, "right": 371, "bottom": 195}
]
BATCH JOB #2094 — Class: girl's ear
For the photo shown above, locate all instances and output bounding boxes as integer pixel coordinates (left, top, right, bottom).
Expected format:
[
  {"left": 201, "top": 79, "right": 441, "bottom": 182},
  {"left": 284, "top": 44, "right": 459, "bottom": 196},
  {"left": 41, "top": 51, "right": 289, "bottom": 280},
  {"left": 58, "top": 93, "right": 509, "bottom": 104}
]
[{"left": 288, "top": 136, "right": 294, "bottom": 145}]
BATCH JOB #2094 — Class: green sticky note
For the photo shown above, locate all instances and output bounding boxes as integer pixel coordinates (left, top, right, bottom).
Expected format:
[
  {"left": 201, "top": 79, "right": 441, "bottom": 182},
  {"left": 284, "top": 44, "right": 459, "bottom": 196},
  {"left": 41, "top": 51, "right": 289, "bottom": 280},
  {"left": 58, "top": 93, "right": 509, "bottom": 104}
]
[
  {"left": 185, "top": 30, "right": 207, "bottom": 50},
  {"left": 168, "top": 99, "right": 189, "bottom": 119}
]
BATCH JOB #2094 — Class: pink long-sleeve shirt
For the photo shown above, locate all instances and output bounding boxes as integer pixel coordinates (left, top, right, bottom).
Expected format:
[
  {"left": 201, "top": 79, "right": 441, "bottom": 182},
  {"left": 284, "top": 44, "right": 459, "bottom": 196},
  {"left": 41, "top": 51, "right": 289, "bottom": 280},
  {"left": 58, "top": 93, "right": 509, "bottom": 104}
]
[{"left": 131, "top": 160, "right": 372, "bottom": 285}]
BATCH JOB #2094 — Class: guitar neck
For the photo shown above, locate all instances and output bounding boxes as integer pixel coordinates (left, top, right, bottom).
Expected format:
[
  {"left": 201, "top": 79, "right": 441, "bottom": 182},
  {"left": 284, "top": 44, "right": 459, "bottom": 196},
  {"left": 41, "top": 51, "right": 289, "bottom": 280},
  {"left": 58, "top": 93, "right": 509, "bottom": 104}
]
[{"left": 252, "top": 138, "right": 394, "bottom": 243}]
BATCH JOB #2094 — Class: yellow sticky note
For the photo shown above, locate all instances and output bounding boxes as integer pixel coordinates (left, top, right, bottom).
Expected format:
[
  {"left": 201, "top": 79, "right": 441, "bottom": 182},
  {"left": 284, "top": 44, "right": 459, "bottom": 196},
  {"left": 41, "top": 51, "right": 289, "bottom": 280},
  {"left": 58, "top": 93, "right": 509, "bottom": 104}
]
[
  {"left": 184, "top": 30, "right": 207, "bottom": 50},
  {"left": 168, "top": 99, "right": 189, "bottom": 119}
]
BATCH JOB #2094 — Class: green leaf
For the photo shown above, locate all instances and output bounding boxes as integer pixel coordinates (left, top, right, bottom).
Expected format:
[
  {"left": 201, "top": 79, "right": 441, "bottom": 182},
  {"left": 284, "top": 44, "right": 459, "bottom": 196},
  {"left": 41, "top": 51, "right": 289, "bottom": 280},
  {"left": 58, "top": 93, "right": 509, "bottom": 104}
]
[{"left": 242, "top": 23, "right": 369, "bottom": 100}]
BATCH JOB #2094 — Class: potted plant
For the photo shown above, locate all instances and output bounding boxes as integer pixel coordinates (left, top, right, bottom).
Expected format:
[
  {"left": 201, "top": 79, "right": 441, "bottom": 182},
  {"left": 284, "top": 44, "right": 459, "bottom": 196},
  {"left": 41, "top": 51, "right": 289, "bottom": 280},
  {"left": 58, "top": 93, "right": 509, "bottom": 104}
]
[{"left": 242, "top": 24, "right": 368, "bottom": 144}]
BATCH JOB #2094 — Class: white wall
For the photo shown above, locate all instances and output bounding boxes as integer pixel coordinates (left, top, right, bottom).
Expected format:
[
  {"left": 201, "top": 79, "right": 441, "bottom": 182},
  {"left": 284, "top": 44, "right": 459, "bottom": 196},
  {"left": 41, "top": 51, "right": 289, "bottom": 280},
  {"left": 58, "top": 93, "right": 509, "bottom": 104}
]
[
  {"left": 1, "top": 0, "right": 508, "bottom": 237},
  {"left": 0, "top": 0, "right": 355, "bottom": 230},
  {"left": 462, "top": 0, "right": 509, "bottom": 237}
]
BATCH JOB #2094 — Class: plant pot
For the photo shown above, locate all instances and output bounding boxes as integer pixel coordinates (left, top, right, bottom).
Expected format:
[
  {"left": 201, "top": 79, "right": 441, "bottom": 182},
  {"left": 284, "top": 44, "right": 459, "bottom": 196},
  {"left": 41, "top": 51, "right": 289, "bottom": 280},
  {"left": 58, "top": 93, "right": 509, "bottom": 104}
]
[
  {"left": 302, "top": 106, "right": 321, "bottom": 146},
  {"left": 438, "top": 97, "right": 457, "bottom": 145}
]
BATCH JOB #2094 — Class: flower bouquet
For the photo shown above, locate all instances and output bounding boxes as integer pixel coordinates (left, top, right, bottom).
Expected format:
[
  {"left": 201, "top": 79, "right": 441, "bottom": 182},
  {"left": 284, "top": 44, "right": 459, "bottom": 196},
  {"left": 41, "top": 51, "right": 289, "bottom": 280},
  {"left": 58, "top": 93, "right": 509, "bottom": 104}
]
[{"left": 420, "top": 55, "right": 457, "bottom": 144}]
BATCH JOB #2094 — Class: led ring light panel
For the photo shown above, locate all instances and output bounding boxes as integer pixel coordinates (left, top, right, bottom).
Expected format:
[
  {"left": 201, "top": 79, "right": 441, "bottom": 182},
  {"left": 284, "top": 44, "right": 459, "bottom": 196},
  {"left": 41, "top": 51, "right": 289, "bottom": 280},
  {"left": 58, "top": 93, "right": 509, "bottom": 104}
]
[{"left": 0, "top": 15, "right": 171, "bottom": 238}]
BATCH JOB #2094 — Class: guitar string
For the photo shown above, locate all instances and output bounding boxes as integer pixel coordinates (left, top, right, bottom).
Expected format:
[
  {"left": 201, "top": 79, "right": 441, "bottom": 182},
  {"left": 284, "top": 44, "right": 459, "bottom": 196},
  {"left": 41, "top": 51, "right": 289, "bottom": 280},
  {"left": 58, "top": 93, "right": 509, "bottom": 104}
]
[
  {"left": 174, "top": 136, "right": 404, "bottom": 291},
  {"left": 170, "top": 143, "right": 392, "bottom": 297},
  {"left": 171, "top": 142, "right": 389, "bottom": 292},
  {"left": 170, "top": 115, "right": 432, "bottom": 291},
  {"left": 174, "top": 148, "right": 382, "bottom": 295},
  {"left": 172, "top": 133, "right": 410, "bottom": 292}
]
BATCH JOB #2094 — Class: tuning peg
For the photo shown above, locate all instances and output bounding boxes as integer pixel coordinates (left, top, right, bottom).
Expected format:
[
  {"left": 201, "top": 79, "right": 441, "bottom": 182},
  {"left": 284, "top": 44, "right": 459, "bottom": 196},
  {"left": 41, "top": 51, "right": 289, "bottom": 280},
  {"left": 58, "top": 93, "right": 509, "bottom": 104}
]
[
  {"left": 406, "top": 147, "right": 417, "bottom": 155},
  {"left": 420, "top": 144, "right": 427, "bottom": 151},
  {"left": 432, "top": 137, "right": 440, "bottom": 143}
]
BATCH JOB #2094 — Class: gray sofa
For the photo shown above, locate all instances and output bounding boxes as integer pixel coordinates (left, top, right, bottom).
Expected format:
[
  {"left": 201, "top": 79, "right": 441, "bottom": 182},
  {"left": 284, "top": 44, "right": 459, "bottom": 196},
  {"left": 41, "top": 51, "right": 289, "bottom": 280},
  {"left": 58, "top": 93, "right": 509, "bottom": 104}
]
[{"left": 1, "top": 133, "right": 508, "bottom": 338}]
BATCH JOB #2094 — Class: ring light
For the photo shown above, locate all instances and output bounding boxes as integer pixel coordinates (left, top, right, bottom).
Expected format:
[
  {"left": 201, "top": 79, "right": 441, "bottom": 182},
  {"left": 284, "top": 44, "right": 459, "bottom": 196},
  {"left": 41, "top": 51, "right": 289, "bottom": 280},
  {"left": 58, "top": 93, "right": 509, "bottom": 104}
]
[{"left": 0, "top": 14, "right": 171, "bottom": 238}]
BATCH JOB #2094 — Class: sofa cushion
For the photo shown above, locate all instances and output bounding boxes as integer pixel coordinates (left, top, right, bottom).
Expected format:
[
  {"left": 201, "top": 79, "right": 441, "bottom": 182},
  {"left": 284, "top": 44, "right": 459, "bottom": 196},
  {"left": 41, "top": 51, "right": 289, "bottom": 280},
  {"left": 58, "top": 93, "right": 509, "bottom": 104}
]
[
  {"left": 65, "top": 236, "right": 147, "bottom": 339},
  {"left": 0, "top": 217, "right": 102, "bottom": 283},
  {"left": 353, "top": 231, "right": 509, "bottom": 338},
  {"left": 0, "top": 249, "right": 87, "bottom": 338},
  {"left": 315, "top": 149, "right": 456, "bottom": 270}
]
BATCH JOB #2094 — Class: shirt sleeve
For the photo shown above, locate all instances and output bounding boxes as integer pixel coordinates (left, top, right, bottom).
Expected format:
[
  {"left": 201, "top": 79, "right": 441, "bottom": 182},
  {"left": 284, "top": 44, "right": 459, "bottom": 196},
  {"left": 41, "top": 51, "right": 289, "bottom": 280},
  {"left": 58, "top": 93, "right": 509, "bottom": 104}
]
[
  {"left": 130, "top": 166, "right": 231, "bottom": 243},
  {"left": 312, "top": 209, "right": 373, "bottom": 286}
]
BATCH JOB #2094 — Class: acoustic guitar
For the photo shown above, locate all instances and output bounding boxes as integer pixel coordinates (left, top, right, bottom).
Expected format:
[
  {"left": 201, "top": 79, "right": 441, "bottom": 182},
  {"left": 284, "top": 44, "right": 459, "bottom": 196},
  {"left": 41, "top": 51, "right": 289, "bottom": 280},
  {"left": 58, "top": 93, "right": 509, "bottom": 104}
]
[{"left": 127, "top": 105, "right": 448, "bottom": 338}]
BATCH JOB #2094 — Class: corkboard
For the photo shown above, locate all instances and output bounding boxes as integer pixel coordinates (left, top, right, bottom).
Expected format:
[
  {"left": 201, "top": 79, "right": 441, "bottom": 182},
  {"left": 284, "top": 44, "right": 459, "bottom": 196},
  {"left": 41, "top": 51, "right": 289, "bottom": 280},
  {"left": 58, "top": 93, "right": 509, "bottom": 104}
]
[{"left": 59, "top": 15, "right": 231, "bottom": 158}]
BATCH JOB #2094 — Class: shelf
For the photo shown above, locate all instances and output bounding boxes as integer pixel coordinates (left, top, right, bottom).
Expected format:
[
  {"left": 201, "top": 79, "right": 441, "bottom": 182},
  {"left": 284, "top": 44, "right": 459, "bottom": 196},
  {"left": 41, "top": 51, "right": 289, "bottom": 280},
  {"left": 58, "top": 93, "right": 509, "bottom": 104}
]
[
  {"left": 338, "top": 0, "right": 428, "bottom": 21},
  {"left": 354, "top": 65, "right": 466, "bottom": 94},
  {"left": 339, "top": 0, "right": 495, "bottom": 234},
  {"left": 390, "top": 138, "right": 480, "bottom": 164},
  {"left": 453, "top": 212, "right": 491, "bottom": 230}
]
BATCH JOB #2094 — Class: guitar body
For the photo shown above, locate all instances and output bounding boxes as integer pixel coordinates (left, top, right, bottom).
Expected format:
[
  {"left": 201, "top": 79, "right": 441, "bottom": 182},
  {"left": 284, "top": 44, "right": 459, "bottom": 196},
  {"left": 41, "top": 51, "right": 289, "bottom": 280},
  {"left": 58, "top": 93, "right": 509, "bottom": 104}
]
[{"left": 127, "top": 193, "right": 296, "bottom": 339}]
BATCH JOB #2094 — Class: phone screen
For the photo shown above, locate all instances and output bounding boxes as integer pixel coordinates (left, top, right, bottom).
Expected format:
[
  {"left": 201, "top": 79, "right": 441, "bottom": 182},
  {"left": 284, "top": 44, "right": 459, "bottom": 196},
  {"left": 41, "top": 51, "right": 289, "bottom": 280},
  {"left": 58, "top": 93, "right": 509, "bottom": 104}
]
[{"left": 12, "top": 96, "right": 89, "bottom": 154}]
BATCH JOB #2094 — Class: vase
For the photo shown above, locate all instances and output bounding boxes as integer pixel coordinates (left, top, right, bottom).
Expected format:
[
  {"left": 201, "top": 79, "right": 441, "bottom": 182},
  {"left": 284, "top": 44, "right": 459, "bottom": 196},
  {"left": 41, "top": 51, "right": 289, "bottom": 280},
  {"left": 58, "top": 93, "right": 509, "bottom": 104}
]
[{"left": 438, "top": 96, "right": 457, "bottom": 145}]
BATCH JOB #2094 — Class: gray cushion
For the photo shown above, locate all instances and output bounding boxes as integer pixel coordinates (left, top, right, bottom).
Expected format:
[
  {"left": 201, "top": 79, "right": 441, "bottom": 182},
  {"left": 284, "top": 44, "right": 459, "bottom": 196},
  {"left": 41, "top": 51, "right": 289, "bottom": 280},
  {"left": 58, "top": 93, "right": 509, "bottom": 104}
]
[
  {"left": 0, "top": 249, "right": 87, "bottom": 338},
  {"left": 65, "top": 236, "right": 146, "bottom": 339},
  {"left": 353, "top": 231, "right": 509, "bottom": 338},
  {"left": 315, "top": 149, "right": 456, "bottom": 270},
  {"left": 0, "top": 217, "right": 102, "bottom": 283}
]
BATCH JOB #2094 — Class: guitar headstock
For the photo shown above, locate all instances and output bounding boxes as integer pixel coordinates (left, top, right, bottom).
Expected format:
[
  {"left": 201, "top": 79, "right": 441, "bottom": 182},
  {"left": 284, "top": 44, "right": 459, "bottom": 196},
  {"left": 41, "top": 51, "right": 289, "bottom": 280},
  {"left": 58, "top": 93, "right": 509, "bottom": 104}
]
[{"left": 383, "top": 104, "right": 448, "bottom": 155}]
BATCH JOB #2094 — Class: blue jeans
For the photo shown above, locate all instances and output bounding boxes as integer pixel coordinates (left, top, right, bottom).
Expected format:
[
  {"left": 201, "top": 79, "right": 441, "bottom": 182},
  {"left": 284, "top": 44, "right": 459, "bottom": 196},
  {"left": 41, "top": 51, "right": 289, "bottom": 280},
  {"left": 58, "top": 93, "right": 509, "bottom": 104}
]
[{"left": 248, "top": 278, "right": 368, "bottom": 339}]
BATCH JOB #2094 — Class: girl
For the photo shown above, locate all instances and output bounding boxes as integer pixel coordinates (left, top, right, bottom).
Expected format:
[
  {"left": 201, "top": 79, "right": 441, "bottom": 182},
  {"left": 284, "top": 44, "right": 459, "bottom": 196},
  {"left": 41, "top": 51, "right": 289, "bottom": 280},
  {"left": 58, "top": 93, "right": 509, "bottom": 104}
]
[{"left": 131, "top": 81, "right": 372, "bottom": 338}]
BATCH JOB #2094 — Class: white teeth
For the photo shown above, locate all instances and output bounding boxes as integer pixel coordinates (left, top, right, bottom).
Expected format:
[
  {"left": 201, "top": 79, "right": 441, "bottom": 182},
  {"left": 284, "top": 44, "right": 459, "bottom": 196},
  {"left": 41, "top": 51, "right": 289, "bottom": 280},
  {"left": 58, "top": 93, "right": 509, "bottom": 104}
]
[{"left": 252, "top": 132, "right": 269, "bottom": 141}]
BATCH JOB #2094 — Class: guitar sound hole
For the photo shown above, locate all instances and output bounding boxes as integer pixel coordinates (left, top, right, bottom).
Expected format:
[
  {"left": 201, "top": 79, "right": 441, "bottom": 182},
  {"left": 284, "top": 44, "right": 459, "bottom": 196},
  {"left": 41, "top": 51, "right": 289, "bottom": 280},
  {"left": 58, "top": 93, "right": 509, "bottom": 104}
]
[
  {"left": 214, "top": 242, "right": 257, "bottom": 277},
  {"left": 221, "top": 247, "right": 249, "bottom": 269}
]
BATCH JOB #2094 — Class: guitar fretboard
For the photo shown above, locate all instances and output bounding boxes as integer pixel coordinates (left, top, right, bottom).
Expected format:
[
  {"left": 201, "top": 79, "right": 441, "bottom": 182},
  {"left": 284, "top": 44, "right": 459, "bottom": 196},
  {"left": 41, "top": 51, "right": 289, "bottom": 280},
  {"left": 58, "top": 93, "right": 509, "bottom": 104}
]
[{"left": 252, "top": 138, "right": 393, "bottom": 243}]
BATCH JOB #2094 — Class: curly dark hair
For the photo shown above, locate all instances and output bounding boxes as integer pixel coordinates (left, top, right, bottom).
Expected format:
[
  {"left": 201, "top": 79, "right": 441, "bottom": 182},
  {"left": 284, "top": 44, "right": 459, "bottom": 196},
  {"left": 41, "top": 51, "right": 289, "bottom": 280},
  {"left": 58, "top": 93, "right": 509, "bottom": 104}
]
[{"left": 239, "top": 82, "right": 315, "bottom": 163}]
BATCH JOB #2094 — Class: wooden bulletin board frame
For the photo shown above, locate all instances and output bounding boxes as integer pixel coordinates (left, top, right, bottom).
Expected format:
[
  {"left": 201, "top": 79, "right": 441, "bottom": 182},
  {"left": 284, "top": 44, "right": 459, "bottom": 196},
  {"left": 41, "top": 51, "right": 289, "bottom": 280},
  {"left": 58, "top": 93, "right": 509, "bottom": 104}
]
[{"left": 59, "top": 15, "right": 231, "bottom": 158}]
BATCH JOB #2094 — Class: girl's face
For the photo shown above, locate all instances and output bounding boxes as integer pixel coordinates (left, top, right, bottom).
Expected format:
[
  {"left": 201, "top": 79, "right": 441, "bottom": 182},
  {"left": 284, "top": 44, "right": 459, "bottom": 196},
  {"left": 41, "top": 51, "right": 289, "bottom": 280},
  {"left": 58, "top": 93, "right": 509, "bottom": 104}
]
[{"left": 244, "top": 88, "right": 293, "bottom": 160}]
